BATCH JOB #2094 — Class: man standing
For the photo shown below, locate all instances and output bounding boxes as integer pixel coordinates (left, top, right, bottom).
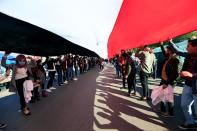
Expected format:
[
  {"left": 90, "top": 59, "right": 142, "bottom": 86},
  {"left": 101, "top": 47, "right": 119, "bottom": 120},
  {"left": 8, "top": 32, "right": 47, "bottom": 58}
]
[
  {"left": 119, "top": 49, "right": 127, "bottom": 88},
  {"left": 159, "top": 42, "right": 180, "bottom": 117},
  {"left": 136, "top": 45, "right": 155, "bottom": 100},
  {"left": 170, "top": 39, "right": 197, "bottom": 130}
]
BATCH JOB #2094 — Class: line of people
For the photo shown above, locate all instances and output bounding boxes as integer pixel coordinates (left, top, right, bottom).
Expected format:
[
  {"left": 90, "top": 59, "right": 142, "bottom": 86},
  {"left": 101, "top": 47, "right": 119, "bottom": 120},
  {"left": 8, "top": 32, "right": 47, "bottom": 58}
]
[
  {"left": 113, "top": 38, "right": 197, "bottom": 130},
  {"left": 0, "top": 51, "right": 99, "bottom": 129},
  {"left": 114, "top": 46, "right": 156, "bottom": 99}
]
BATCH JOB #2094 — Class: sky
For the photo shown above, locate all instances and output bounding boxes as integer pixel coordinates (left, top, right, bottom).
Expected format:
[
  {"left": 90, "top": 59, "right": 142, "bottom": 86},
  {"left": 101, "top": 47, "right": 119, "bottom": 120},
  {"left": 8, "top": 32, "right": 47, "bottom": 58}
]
[{"left": 0, "top": 0, "right": 123, "bottom": 58}]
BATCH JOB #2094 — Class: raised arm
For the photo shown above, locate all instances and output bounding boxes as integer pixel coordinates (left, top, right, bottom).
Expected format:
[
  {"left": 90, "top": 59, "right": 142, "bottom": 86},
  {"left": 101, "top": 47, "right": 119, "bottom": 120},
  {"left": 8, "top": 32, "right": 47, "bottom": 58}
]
[
  {"left": 169, "top": 39, "right": 188, "bottom": 57},
  {"left": 160, "top": 42, "right": 167, "bottom": 56}
]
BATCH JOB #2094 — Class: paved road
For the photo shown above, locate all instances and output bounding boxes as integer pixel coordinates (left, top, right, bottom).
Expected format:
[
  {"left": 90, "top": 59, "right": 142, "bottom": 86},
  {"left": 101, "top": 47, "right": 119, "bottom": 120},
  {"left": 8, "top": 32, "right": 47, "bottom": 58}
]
[{"left": 0, "top": 64, "right": 185, "bottom": 131}]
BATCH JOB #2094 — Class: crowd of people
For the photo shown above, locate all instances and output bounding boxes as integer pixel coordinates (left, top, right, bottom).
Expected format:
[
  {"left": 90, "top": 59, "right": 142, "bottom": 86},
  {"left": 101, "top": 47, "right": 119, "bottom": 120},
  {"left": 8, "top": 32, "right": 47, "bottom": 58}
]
[
  {"left": 112, "top": 38, "right": 197, "bottom": 130},
  {"left": 0, "top": 38, "right": 196, "bottom": 130},
  {"left": 0, "top": 52, "right": 102, "bottom": 129}
]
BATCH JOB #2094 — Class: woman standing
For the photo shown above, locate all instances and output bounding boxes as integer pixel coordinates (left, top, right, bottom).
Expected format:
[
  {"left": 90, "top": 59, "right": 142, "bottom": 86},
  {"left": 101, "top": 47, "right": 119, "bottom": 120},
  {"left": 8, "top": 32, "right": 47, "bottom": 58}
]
[{"left": 1, "top": 51, "right": 36, "bottom": 116}]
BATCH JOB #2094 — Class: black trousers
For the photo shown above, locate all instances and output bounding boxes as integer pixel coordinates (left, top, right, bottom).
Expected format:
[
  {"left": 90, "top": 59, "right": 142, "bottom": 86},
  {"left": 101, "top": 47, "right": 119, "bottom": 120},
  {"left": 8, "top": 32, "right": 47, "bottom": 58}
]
[
  {"left": 139, "top": 71, "right": 150, "bottom": 98},
  {"left": 47, "top": 71, "right": 56, "bottom": 89},
  {"left": 159, "top": 79, "right": 174, "bottom": 115},
  {"left": 15, "top": 78, "right": 27, "bottom": 109},
  {"left": 127, "top": 72, "right": 136, "bottom": 94},
  {"left": 31, "top": 86, "right": 39, "bottom": 101},
  {"left": 160, "top": 102, "right": 174, "bottom": 115},
  {"left": 121, "top": 66, "right": 126, "bottom": 88}
]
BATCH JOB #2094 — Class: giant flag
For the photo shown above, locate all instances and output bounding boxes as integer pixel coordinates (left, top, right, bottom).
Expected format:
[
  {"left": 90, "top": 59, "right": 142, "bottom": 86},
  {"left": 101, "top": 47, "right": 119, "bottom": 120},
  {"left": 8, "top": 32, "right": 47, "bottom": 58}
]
[{"left": 108, "top": 0, "right": 197, "bottom": 58}]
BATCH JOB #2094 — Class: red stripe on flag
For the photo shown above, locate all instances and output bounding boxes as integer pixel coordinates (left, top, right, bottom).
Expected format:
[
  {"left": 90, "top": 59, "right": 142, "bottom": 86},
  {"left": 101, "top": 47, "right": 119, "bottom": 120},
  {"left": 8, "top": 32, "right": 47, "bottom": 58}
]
[{"left": 108, "top": 0, "right": 197, "bottom": 58}]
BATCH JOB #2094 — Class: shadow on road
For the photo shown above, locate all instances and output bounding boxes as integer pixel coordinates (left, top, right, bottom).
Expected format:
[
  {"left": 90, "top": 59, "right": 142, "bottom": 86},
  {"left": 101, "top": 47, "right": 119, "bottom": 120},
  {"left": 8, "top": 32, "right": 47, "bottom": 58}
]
[{"left": 93, "top": 64, "right": 183, "bottom": 131}]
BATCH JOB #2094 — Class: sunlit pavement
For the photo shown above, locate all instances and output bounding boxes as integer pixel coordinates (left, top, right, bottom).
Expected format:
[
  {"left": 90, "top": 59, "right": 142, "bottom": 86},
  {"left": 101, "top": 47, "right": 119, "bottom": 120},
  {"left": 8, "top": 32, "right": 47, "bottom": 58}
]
[
  {"left": 94, "top": 64, "right": 184, "bottom": 131},
  {"left": 0, "top": 64, "right": 184, "bottom": 131}
]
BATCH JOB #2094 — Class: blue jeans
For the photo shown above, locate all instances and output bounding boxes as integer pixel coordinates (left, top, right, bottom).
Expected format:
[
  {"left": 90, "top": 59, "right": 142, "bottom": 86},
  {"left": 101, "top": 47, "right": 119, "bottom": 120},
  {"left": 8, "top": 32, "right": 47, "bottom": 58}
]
[
  {"left": 74, "top": 66, "right": 80, "bottom": 77},
  {"left": 181, "top": 85, "right": 197, "bottom": 124},
  {"left": 115, "top": 65, "right": 121, "bottom": 77},
  {"left": 63, "top": 70, "right": 68, "bottom": 81},
  {"left": 67, "top": 67, "right": 73, "bottom": 81},
  {"left": 139, "top": 71, "right": 150, "bottom": 98},
  {"left": 57, "top": 69, "right": 63, "bottom": 84}
]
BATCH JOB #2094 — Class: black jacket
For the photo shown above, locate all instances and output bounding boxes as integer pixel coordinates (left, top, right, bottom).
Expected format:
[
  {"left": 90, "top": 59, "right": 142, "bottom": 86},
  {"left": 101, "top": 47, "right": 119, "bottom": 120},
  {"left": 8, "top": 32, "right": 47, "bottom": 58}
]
[
  {"left": 160, "top": 45, "right": 180, "bottom": 85},
  {"left": 47, "top": 59, "right": 56, "bottom": 70}
]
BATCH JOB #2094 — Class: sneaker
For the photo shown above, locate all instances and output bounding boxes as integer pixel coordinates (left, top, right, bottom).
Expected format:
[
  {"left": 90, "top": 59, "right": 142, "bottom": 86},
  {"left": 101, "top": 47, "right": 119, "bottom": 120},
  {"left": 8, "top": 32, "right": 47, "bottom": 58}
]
[
  {"left": 131, "top": 92, "right": 136, "bottom": 96},
  {"left": 160, "top": 112, "right": 175, "bottom": 118},
  {"left": 139, "top": 97, "right": 151, "bottom": 101},
  {"left": 23, "top": 108, "right": 31, "bottom": 116},
  {"left": 46, "top": 89, "right": 52, "bottom": 92},
  {"left": 58, "top": 84, "right": 63, "bottom": 86},
  {"left": 49, "top": 87, "right": 56, "bottom": 90},
  {"left": 0, "top": 123, "right": 7, "bottom": 129},
  {"left": 139, "top": 97, "right": 147, "bottom": 100},
  {"left": 23, "top": 111, "right": 31, "bottom": 116},
  {"left": 73, "top": 78, "right": 78, "bottom": 81},
  {"left": 64, "top": 81, "right": 68, "bottom": 84},
  {"left": 178, "top": 123, "right": 197, "bottom": 130}
]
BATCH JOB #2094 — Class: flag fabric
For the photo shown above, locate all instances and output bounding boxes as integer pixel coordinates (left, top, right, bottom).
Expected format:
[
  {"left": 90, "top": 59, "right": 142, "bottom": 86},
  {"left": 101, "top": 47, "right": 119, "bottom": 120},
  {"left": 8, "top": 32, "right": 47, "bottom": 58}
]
[
  {"left": 108, "top": 0, "right": 197, "bottom": 58},
  {"left": 0, "top": 12, "right": 99, "bottom": 57}
]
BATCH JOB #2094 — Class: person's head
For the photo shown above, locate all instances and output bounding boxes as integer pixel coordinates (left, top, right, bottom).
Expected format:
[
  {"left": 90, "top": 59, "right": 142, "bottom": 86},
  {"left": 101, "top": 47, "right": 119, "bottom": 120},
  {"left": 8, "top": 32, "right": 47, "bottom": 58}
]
[
  {"left": 149, "top": 48, "right": 154, "bottom": 54},
  {"left": 166, "top": 46, "right": 175, "bottom": 56},
  {"left": 191, "top": 35, "right": 197, "bottom": 40},
  {"left": 26, "top": 56, "right": 33, "bottom": 63},
  {"left": 187, "top": 39, "right": 197, "bottom": 56},
  {"left": 143, "top": 45, "right": 151, "bottom": 52},
  {"left": 48, "top": 56, "right": 53, "bottom": 61},
  {"left": 16, "top": 55, "right": 27, "bottom": 68},
  {"left": 120, "top": 49, "right": 125, "bottom": 54},
  {"left": 36, "top": 59, "right": 42, "bottom": 65},
  {"left": 75, "top": 55, "right": 79, "bottom": 59},
  {"left": 121, "top": 52, "right": 128, "bottom": 58}
]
